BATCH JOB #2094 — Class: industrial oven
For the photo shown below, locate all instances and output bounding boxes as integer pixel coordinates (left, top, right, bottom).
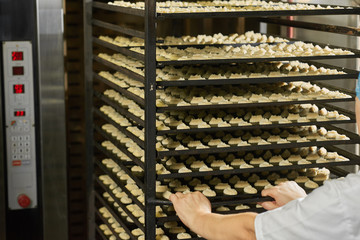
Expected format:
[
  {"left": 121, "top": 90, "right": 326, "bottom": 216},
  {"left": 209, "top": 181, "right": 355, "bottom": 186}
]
[{"left": 0, "top": 0, "right": 68, "bottom": 239}]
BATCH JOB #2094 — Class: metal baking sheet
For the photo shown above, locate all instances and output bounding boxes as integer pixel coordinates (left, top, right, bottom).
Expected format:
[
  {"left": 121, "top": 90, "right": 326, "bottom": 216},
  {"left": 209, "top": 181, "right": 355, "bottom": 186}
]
[
  {"left": 260, "top": 17, "right": 360, "bottom": 36},
  {"left": 95, "top": 158, "right": 145, "bottom": 210},
  {"left": 94, "top": 125, "right": 145, "bottom": 169},
  {"left": 93, "top": 19, "right": 145, "bottom": 39},
  {"left": 93, "top": 37, "right": 145, "bottom": 62},
  {"left": 95, "top": 211, "right": 121, "bottom": 240},
  {"left": 94, "top": 108, "right": 145, "bottom": 148},
  {"left": 157, "top": 54, "right": 360, "bottom": 66},
  {"left": 93, "top": 55, "right": 145, "bottom": 83},
  {"left": 154, "top": 194, "right": 273, "bottom": 207},
  {"left": 157, "top": 109, "right": 355, "bottom": 135},
  {"left": 157, "top": 73, "right": 357, "bottom": 87},
  {"left": 157, "top": 138, "right": 357, "bottom": 158},
  {"left": 157, "top": 60, "right": 359, "bottom": 87},
  {"left": 157, "top": 124, "right": 360, "bottom": 158},
  {"left": 96, "top": 177, "right": 145, "bottom": 231},
  {"left": 93, "top": 1, "right": 145, "bottom": 17},
  {"left": 156, "top": 97, "right": 355, "bottom": 112},
  {"left": 95, "top": 192, "right": 137, "bottom": 240},
  {"left": 157, "top": 155, "right": 360, "bottom": 180},
  {"left": 94, "top": 91, "right": 145, "bottom": 127},
  {"left": 95, "top": 224, "right": 110, "bottom": 240},
  {"left": 94, "top": 142, "right": 145, "bottom": 189},
  {"left": 157, "top": 7, "right": 360, "bottom": 20},
  {"left": 157, "top": 208, "right": 265, "bottom": 224},
  {"left": 94, "top": 72, "right": 145, "bottom": 107}
]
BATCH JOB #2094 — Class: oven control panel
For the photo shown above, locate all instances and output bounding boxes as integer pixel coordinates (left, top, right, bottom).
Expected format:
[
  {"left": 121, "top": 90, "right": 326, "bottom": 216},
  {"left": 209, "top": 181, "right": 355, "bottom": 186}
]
[{"left": 2, "top": 41, "right": 37, "bottom": 210}]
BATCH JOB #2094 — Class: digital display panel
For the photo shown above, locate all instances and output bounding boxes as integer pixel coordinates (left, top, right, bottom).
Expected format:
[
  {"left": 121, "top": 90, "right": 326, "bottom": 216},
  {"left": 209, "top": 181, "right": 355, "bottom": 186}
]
[
  {"left": 14, "top": 110, "right": 26, "bottom": 117},
  {"left": 12, "top": 66, "right": 24, "bottom": 76},
  {"left": 13, "top": 84, "right": 25, "bottom": 94},
  {"left": 12, "top": 51, "right": 23, "bottom": 61}
]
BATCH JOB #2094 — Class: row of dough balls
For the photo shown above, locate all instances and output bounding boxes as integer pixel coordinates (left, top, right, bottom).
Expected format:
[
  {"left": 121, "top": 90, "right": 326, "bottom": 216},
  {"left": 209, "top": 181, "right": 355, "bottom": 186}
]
[
  {"left": 100, "top": 173, "right": 194, "bottom": 239},
  {"left": 108, "top": 0, "right": 344, "bottom": 13},
  {"left": 99, "top": 31, "right": 288, "bottom": 47},
  {"left": 103, "top": 89, "right": 144, "bottom": 120},
  {"left": 101, "top": 156, "right": 331, "bottom": 200},
  {"left": 101, "top": 81, "right": 351, "bottom": 109},
  {"left": 102, "top": 124, "right": 145, "bottom": 161},
  {"left": 98, "top": 53, "right": 144, "bottom": 76},
  {"left": 156, "top": 105, "right": 350, "bottom": 130},
  {"left": 99, "top": 206, "right": 170, "bottom": 240},
  {"left": 99, "top": 158, "right": 332, "bottom": 238},
  {"left": 159, "top": 168, "right": 329, "bottom": 200},
  {"left": 131, "top": 42, "right": 354, "bottom": 61},
  {"left": 156, "top": 146, "right": 348, "bottom": 175},
  {"left": 157, "top": 61, "right": 345, "bottom": 81},
  {"left": 99, "top": 105, "right": 145, "bottom": 143},
  {"left": 99, "top": 71, "right": 144, "bottom": 88},
  {"left": 100, "top": 102, "right": 350, "bottom": 133},
  {"left": 156, "top": 126, "right": 350, "bottom": 151},
  {"left": 156, "top": 82, "right": 351, "bottom": 107}
]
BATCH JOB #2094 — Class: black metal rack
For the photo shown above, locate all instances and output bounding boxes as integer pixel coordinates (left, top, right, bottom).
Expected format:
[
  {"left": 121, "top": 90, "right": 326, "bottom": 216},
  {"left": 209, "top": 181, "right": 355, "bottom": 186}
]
[{"left": 85, "top": 1, "right": 360, "bottom": 239}]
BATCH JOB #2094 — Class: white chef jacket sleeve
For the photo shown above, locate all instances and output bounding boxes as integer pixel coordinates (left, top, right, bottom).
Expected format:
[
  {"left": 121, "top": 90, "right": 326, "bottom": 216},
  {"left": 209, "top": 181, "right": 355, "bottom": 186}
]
[{"left": 254, "top": 174, "right": 360, "bottom": 240}]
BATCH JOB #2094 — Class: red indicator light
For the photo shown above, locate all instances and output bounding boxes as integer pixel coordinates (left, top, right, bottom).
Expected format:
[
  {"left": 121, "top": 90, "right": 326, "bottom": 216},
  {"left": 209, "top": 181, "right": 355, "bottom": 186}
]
[
  {"left": 12, "top": 51, "right": 23, "bottom": 61},
  {"left": 14, "top": 110, "right": 26, "bottom": 117},
  {"left": 12, "top": 66, "right": 24, "bottom": 76},
  {"left": 13, "top": 84, "right": 25, "bottom": 94}
]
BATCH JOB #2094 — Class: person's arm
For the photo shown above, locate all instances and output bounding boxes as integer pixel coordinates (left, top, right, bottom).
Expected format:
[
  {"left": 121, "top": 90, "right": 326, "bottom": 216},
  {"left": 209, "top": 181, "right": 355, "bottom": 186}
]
[
  {"left": 356, "top": 97, "right": 360, "bottom": 132},
  {"left": 169, "top": 192, "right": 257, "bottom": 240},
  {"left": 259, "top": 181, "right": 307, "bottom": 210}
]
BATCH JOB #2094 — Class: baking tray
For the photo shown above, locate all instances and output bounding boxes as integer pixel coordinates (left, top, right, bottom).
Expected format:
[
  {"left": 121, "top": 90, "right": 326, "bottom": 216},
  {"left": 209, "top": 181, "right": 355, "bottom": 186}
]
[
  {"left": 95, "top": 157, "right": 145, "bottom": 210},
  {"left": 93, "top": 1, "right": 145, "bottom": 17},
  {"left": 93, "top": 55, "right": 145, "bottom": 84},
  {"left": 95, "top": 224, "right": 109, "bottom": 240},
  {"left": 157, "top": 62, "right": 359, "bottom": 87},
  {"left": 94, "top": 72, "right": 145, "bottom": 107},
  {"left": 156, "top": 53, "right": 360, "bottom": 67},
  {"left": 95, "top": 210, "right": 121, "bottom": 240},
  {"left": 156, "top": 97, "right": 355, "bottom": 112},
  {"left": 94, "top": 124, "right": 145, "bottom": 169},
  {"left": 157, "top": 207, "right": 266, "bottom": 224},
  {"left": 157, "top": 101, "right": 355, "bottom": 135},
  {"left": 93, "top": 37, "right": 145, "bottom": 62},
  {"left": 96, "top": 177, "right": 145, "bottom": 231},
  {"left": 95, "top": 191, "right": 137, "bottom": 240},
  {"left": 157, "top": 146, "right": 360, "bottom": 180},
  {"left": 157, "top": 124, "right": 360, "bottom": 158},
  {"left": 93, "top": 19, "right": 145, "bottom": 39},
  {"left": 94, "top": 0, "right": 360, "bottom": 20},
  {"left": 156, "top": 6, "right": 360, "bottom": 20},
  {"left": 94, "top": 90, "right": 145, "bottom": 127},
  {"left": 94, "top": 142, "right": 145, "bottom": 189},
  {"left": 259, "top": 17, "right": 360, "bottom": 36},
  {"left": 94, "top": 108, "right": 145, "bottom": 148},
  {"left": 154, "top": 194, "right": 273, "bottom": 207}
]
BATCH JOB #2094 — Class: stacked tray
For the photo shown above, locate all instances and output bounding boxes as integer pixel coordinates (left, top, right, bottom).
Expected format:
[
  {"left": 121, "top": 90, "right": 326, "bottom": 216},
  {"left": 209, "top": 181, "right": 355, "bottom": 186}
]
[{"left": 88, "top": 1, "right": 360, "bottom": 239}]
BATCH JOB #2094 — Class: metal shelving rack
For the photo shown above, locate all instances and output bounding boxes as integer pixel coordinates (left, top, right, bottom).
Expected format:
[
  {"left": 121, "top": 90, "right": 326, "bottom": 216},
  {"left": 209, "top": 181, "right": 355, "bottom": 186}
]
[{"left": 84, "top": 1, "right": 360, "bottom": 239}]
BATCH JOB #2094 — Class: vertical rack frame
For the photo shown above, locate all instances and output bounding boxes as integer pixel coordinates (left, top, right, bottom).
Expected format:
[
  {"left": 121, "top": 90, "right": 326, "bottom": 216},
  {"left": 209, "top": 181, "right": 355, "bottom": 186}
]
[
  {"left": 86, "top": 2, "right": 360, "bottom": 240},
  {"left": 84, "top": 0, "right": 95, "bottom": 239},
  {"left": 144, "top": 0, "right": 158, "bottom": 238}
]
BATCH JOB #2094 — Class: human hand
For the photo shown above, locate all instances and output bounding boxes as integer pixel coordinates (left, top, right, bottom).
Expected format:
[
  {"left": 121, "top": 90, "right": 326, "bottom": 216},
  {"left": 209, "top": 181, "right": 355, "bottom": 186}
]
[
  {"left": 169, "top": 192, "right": 212, "bottom": 231},
  {"left": 259, "top": 181, "right": 307, "bottom": 210}
]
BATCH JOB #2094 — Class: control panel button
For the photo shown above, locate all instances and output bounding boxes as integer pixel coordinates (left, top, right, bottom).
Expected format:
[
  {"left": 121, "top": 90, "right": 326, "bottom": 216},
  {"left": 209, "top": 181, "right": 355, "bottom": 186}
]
[
  {"left": 17, "top": 194, "right": 31, "bottom": 208},
  {"left": 12, "top": 160, "right": 22, "bottom": 166}
]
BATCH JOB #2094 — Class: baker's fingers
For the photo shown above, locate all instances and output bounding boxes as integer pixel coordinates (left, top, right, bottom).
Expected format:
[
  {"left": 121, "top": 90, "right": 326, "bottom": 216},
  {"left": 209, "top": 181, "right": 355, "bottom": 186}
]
[
  {"left": 261, "top": 186, "right": 279, "bottom": 198},
  {"left": 169, "top": 193, "right": 178, "bottom": 203},
  {"left": 259, "top": 201, "right": 278, "bottom": 211}
]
